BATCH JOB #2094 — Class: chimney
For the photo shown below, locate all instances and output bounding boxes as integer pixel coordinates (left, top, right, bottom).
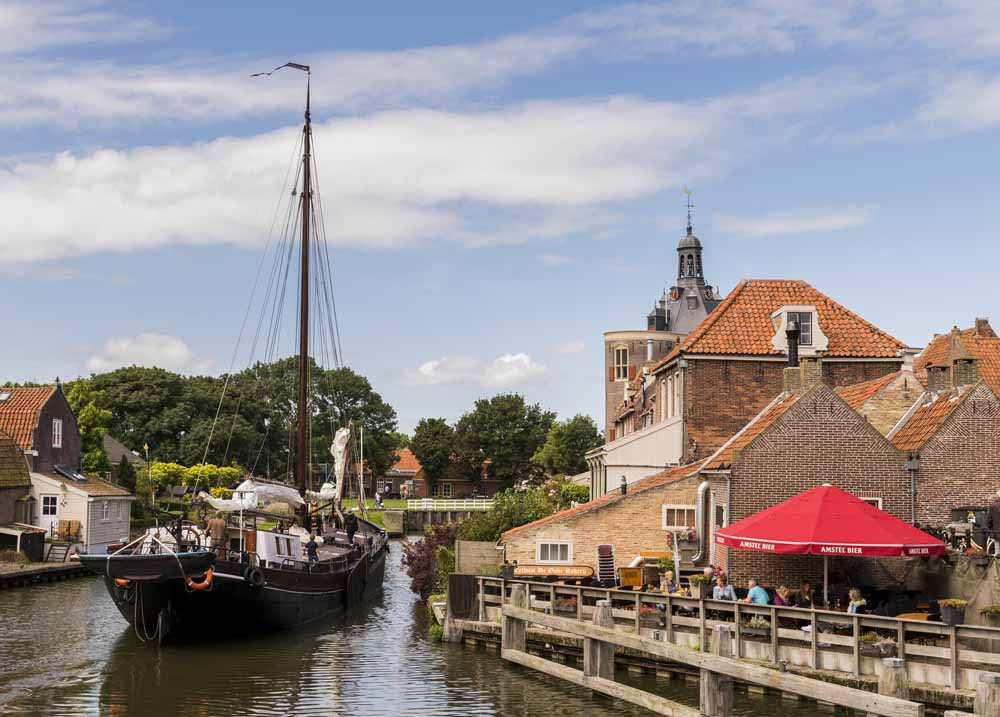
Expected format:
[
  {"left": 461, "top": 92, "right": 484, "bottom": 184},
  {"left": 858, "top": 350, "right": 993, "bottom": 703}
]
[
  {"left": 975, "top": 317, "right": 996, "bottom": 338},
  {"left": 783, "top": 367, "right": 802, "bottom": 392},
  {"left": 646, "top": 338, "right": 654, "bottom": 362},
  {"left": 953, "top": 359, "right": 979, "bottom": 388},
  {"left": 786, "top": 321, "right": 800, "bottom": 368},
  {"left": 620, "top": 476, "right": 628, "bottom": 496},
  {"left": 926, "top": 365, "right": 950, "bottom": 393},
  {"left": 800, "top": 356, "right": 822, "bottom": 387}
]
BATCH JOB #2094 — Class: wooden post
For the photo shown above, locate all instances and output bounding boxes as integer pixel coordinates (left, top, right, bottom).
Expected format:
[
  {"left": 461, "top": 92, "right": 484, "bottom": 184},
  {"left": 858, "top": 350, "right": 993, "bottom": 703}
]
[
  {"left": 866, "top": 658, "right": 909, "bottom": 717},
  {"left": 502, "top": 584, "right": 527, "bottom": 653},
  {"left": 896, "top": 620, "right": 905, "bottom": 662},
  {"left": 635, "top": 593, "right": 641, "bottom": 633},
  {"left": 700, "top": 624, "right": 734, "bottom": 716},
  {"left": 576, "top": 586, "right": 583, "bottom": 620},
  {"left": 478, "top": 577, "right": 486, "bottom": 622},
  {"left": 976, "top": 672, "right": 1000, "bottom": 717},
  {"left": 549, "top": 584, "right": 556, "bottom": 614},
  {"left": 950, "top": 626, "right": 959, "bottom": 689},
  {"left": 700, "top": 599, "right": 707, "bottom": 652},
  {"left": 734, "top": 602, "right": 742, "bottom": 659},
  {"left": 810, "top": 610, "right": 819, "bottom": 669},
  {"left": 665, "top": 594, "right": 674, "bottom": 644},
  {"left": 852, "top": 614, "right": 861, "bottom": 676},
  {"left": 584, "top": 599, "right": 615, "bottom": 680},
  {"left": 770, "top": 606, "right": 779, "bottom": 664}
]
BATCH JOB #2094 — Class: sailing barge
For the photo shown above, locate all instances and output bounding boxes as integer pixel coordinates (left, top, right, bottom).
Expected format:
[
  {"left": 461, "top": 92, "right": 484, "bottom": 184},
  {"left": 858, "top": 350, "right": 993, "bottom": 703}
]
[{"left": 78, "top": 64, "right": 388, "bottom": 643}]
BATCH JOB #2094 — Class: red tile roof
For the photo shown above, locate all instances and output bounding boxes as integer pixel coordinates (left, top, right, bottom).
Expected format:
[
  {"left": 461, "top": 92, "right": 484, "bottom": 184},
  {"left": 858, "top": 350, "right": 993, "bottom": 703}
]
[
  {"left": 702, "top": 392, "right": 802, "bottom": 470},
  {"left": 0, "top": 386, "right": 56, "bottom": 451},
  {"left": 389, "top": 447, "right": 421, "bottom": 474},
  {"left": 652, "top": 279, "right": 904, "bottom": 371},
  {"left": 500, "top": 463, "right": 699, "bottom": 542},
  {"left": 916, "top": 323, "right": 1000, "bottom": 395},
  {"left": 835, "top": 371, "right": 901, "bottom": 410},
  {"left": 890, "top": 389, "right": 972, "bottom": 452}
]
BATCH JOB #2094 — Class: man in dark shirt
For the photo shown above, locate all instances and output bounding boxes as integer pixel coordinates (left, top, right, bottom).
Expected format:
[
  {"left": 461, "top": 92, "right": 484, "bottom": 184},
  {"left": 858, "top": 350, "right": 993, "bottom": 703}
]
[
  {"left": 345, "top": 511, "right": 359, "bottom": 549},
  {"left": 306, "top": 534, "right": 319, "bottom": 562}
]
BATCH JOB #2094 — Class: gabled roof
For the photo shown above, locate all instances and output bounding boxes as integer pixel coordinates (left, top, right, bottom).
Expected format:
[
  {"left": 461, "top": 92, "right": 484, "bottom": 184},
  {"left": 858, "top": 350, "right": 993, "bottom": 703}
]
[
  {"left": 0, "top": 386, "right": 57, "bottom": 451},
  {"left": 916, "top": 322, "right": 1000, "bottom": 394},
  {"left": 652, "top": 279, "right": 905, "bottom": 371},
  {"left": 0, "top": 431, "right": 30, "bottom": 489},
  {"left": 32, "top": 471, "right": 132, "bottom": 497},
  {"left": 889, "top": 386, "right": 976, "bottom": 453},
  {"left": 835, "top": 371, "right": 901, "bottom": 410},
  {"left": 388, "top": 447, "right": 421, "bottom": 474},
  {"left": 701, "top": 391, "right": 803, "bottom": 470},
  {"left": 103, "top": 434, "right": 145, "bottom": 466},
  {"left": 500, "top": 463, "right": 699, "bottom": 542}
]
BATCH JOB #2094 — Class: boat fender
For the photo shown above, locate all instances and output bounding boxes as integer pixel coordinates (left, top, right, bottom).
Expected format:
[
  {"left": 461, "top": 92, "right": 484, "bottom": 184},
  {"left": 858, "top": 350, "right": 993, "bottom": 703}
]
[
  {"left": 244, "top": 566, "right": 265, "bottom": 588},
  {"left": 185, "top": 568, "right": 214, "bottom": 591},
  {"left": 114, "top": 578, "right": 131, "bottom": 587}
]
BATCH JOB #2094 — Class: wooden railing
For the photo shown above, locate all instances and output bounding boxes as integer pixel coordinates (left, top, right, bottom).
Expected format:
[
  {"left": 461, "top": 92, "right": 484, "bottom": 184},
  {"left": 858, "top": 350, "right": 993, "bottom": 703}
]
[
  {"left": 499, "top": 583, "right": 927, "bottom": 717},
  {"left": 406, "top": 499, "right": 493, "bottom": 512},
  {"left": 478, "top": 577, "right": 1000, "bottom": 692}
]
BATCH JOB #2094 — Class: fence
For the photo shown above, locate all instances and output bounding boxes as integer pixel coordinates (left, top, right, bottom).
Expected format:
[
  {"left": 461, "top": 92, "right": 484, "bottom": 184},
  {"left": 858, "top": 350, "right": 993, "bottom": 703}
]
[
  {"left": 479, "top": 577, "right": 1000, "bottom": 692},
  {"left": 406, "top": 499, "right": 493, "bottom": 512},
  {"left": 499, "top": 583, "right": 928, "bottom": 717}
]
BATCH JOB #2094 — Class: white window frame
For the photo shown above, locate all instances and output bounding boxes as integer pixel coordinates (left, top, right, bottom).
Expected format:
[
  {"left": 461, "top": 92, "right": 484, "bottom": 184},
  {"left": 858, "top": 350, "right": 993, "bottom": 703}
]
[
  {"left": 101, "top": 500, "right": 110, "bottom": 522},
  {"left": 662, "top": 504, "right": 697, "bottom": 531},
  {"left": 786, "top": 310, "right": 814, "bottom": 346},
  {"left": 614, "top": 346, "right": 629, "bottom": 381},
  {"left": 859, "top": 496, "right": 883, "bottom": 510},
  {"left": 52, "top": 418, "right": 63, "bottom": 449},
  {"left": 536, "top": 541, "right": 572, "bottom": 564},
  {"left": 115, "top": 501, "right": 121, "bottom": 519},
  {"left": 442, "top": 483, "right": 453, "bottom": 498},
  {"left": 41, "top": 495, "right": 58, "bottom": 517},
  {"left": 430, "top": 483, "right": 439, "bottom": 498}
]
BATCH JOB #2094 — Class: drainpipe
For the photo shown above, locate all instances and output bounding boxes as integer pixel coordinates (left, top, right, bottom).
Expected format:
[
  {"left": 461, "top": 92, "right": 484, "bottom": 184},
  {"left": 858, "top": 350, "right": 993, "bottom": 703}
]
[
  {"left": 620, "top": 476, "right": 627, "bottom": 496},
  {"left": 690, "top": 480, "right": 711, "bottom": 564},
  {"left": 904, "top": 456, "right": 920, "bottom": 525}
]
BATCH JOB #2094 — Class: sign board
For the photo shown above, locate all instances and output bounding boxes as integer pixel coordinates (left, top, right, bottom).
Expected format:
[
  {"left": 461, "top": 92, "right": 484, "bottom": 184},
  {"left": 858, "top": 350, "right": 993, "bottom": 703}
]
[
  {"left": 513, "top": 564, "right": 594, "bottom": 578},
  {"left": 618, "top": 566, "right": 643, "bottom": 588}
]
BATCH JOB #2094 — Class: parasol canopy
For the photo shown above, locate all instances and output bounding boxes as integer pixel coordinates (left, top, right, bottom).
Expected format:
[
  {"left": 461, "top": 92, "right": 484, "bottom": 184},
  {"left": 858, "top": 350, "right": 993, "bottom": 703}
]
[{"left": 715, "top": 484, "right": 946, "bottom": 558}]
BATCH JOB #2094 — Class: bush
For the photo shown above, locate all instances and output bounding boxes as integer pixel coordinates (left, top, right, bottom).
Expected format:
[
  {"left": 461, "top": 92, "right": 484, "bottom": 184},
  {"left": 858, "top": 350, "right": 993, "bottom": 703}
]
[
  {"left": 428, "top": 623, "right": 444, "bottom": 642},
  {"left": 0, "top": 549, "right": 27, "bottom": 565},
  {"left": 434, "top": 545, "right": 455, "bottom": 595},
  {"left": 558, "top": 482, "right": 589, "bottom": 508},
  {"left": 456, "top": 488, "right": 553, "bottom": 542},
  {"left": 210, "top": 487, "right": 232, "bottom": 499},
  {"left": 402, "top": 524, "right": 457, "bottom": 600}
]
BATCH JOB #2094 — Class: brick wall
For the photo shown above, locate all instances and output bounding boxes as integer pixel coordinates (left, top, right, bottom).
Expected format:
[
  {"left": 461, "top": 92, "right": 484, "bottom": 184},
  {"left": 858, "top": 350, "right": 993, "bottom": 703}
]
[
  {"left": 605, "top": 336, "right": 676, "bottom": 434},
  {"left": 503, "top": 477, "right": 700, "bottom": 571},
  {"left": 857, "top": 372, "right": 923, "bottom": 436},
  {"left": 912, "top": 383, "right": 1000, "bottom": 526},
  {"left": 684, "top": 358, "right": 901, "bottom": 462},
  {"left": 725, "top": 383, "right": 909, "bottom": 590}
]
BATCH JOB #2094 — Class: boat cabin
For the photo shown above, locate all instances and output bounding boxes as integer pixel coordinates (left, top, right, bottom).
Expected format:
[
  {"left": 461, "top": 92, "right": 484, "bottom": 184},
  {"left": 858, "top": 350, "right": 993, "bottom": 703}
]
[{"left": 256, "top": 530, "right": 304, "bottom": 568}]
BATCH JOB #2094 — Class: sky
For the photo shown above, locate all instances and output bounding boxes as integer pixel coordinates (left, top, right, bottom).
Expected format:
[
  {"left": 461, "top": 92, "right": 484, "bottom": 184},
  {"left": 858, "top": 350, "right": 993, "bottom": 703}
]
[{"left": 3, "top": 1, "right": 1000, "bottom": 435}]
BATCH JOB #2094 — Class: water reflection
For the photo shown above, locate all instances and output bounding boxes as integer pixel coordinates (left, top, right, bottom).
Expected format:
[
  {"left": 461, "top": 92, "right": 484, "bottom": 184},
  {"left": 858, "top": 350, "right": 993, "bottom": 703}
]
[{"left": 0, "top": 544, "right": 822, "bottom": 716}]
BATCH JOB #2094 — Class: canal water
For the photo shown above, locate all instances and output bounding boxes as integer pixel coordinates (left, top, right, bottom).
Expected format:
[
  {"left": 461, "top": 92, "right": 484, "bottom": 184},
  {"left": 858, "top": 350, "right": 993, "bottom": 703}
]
[{"left": 0, "top": 542, "right": 824, "bottom": 716}]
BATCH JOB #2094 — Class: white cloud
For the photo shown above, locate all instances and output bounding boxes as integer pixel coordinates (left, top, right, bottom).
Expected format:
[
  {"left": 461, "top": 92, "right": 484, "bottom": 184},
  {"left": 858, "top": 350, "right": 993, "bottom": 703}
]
[
  {"left": 0, "top": 0, "right": 162, "bottom": 55},
  {"left": 715, "top": 206, "right": 873, "bottom": 239},
  {"left": 554, "top": 341, "right": 585, "bottom": 354},
  {"left": 86, "top": 334, "right": 213, "bottom": 374},
  {"left": 401, "top": 353, "right": 549, "bottom": 389},
  {"left": 539, "top": 253, "right": 573, "bottom": 266}
]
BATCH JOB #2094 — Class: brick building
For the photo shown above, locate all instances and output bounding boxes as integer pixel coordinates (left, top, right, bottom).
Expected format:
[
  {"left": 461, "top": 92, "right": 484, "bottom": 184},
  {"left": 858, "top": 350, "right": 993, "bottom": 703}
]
[{"left": 589, "top": 279, "right": 907, "bottom": 498}]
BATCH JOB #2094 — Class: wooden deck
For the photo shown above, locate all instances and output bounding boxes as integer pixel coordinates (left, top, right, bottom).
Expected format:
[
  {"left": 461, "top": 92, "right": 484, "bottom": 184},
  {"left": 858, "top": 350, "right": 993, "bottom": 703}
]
[{"left": 0, "top": 561, "right": 90, "bottom": 589}]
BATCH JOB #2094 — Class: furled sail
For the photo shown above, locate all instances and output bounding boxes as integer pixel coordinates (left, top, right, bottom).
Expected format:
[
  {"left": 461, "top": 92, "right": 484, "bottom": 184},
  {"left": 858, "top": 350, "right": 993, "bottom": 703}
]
[{"left": 200, "top": 478, "right": 305, "bottom": 512}]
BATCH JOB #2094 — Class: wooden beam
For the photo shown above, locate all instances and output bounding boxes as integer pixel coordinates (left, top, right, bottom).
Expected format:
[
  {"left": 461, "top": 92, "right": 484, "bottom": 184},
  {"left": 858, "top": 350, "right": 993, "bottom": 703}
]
[
  {"left": 501, "top": 605, "right": 923, "bottom": 717},
  {"left": 584, "top": 600, "right": 615, "bottom": 680},
  {"left": 701, "top": 625, "right": 734, "bottom": 716},
  {"left": 502, "top": 649, "right": 700, "bottom": 717}
]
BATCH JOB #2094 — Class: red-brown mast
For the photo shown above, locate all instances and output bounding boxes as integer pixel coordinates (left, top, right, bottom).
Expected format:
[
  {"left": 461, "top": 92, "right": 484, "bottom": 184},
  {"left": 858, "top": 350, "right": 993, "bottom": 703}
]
[{"left": 296, "top": 71, "right": 312, "bottom": 528}]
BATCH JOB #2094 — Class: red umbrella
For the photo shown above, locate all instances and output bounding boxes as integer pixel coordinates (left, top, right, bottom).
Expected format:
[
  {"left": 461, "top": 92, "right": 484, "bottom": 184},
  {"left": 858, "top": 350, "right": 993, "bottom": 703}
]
[{"left": 715, "top": 484, "right": 946, "bottom": 604}]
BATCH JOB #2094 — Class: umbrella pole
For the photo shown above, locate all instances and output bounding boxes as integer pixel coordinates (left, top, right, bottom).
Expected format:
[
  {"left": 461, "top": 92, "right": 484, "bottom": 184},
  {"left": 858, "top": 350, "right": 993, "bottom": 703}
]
[{"left": 823, "top": 555, "right": 829, "bottom": 608}]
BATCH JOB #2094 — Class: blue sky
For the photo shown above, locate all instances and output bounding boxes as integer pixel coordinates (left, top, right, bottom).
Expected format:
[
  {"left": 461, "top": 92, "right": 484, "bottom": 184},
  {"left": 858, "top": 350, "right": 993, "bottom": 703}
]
[{"left": 2, "top": 1, "right": 1000, "bottom": 434}]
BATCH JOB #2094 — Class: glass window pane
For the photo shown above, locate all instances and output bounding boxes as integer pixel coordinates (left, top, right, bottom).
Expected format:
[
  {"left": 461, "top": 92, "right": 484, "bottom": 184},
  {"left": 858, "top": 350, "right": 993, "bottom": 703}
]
[
  {"left": 559, "top": 544, "right": 568, "bottom": 561},
  {"left": 540, "top": 544, "right": 550, "bottom": 561}
]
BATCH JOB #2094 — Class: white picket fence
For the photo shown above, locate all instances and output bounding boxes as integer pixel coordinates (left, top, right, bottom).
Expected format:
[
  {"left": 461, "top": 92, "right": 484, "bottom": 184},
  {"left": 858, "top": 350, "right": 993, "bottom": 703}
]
[{"left": 406, "top": 499, "right": 494, "bottom": 512}]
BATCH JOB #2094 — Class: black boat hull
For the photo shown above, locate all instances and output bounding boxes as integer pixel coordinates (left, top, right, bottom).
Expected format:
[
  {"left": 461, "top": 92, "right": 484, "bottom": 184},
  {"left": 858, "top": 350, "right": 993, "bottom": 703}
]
[{"left": 90, "top": 543, "right": 387, "bottom": 644}]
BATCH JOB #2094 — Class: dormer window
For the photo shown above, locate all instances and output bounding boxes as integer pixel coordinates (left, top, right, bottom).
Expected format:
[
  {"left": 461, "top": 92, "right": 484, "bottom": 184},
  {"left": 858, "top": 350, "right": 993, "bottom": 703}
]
[
  {"left": 686, "top": 295, "right": 698, "bottom": 310},
  {"left": 787, "top": 311, "right": 813, "bottom": 346}
]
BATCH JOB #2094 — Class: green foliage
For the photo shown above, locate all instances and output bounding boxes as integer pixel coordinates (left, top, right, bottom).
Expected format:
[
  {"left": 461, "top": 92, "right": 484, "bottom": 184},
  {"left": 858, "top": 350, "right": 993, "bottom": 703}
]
[
  {"left": 149, "top": 461, "right": 187, "bottom": 489},
  {"left": 456, "top": 487, "right": 554, "bottom": 542},
  {"left": 939, "top": 598, "right": 968, "bottom": 608},
  {"left": 184, "top": 463, "right": 241, "bottom": 490},
  {"left": 116, "top": 454, "right": 137, "bottom": 493},
  {"left": 454, "top": 393, "right": 555, "bottom": 486},
  {"left": 389, "top": 432, "right": 411, "bottom": 450},
  {"left": 133, "top": 463, "right": 154, "bottom": 509},
  {"left": 87, "top": 360, "right": 398, "bottom": 479},
  {"left": 434, "top": 545, "right": 455, "bottom": 595},
  {"left": 558, "top": 482, "right": 590, "bottom": 508},
  {"left": 428, "top": 623, "right": 444, "bottom": 642},
  {"left": 402, "top": 524, "right": 457, "bottom": 600},
  {"left": 210, "top": 486, "right": 233, "bottom": 499},
  {"left": 981, "top": 605, "right": 1000, "bottom": 617},
  {"left": 656, "top": 555, "right": 674, "bottom": 571},
  {"left": 64, "top": 379, "right": 113, "bottom": 474},
  {"left": 411, "top": 418, "right": 455, "bottom": 485},
  {"left": 531, "top": 414, "right": 603, "bottom": 477}
]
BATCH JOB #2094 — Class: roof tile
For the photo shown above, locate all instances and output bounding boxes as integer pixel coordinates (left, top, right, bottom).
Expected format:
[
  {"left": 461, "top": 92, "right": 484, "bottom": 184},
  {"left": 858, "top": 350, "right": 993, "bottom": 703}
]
[
  {"left": 891, "top": 389, "right": 972, "bottom": 452},
  {"left": 916, "top": 324, "right": 1000, "bottom": 395},
  {"left": 0, "top": 386, "right": 56, "bottom": 451},
  {"left": 835, "top": 371, "right": 901, "bottom": 410}
]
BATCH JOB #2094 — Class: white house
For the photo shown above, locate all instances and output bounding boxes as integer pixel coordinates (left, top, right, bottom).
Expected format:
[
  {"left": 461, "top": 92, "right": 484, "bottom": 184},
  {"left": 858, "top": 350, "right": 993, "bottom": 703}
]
[{"left": 30, "top": 469, "right": 133, "bottom": 554}]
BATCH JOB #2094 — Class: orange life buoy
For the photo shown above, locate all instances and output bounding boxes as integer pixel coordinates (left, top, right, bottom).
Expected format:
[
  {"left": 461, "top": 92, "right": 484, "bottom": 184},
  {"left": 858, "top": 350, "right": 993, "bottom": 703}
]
[
  {"left": 114, "top": 578, "right": 130, "bottom": 587},
  {"left": 185, "top": 568, "right": 213, "bottom": 591}
]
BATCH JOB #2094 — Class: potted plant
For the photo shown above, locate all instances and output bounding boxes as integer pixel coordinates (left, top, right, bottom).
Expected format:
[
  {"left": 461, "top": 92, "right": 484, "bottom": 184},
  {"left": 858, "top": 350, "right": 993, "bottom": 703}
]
[
  {"left": 939, "top": 599, "right": 968, "bottom": 626},
  {"left": 678, "top": 529, "right": 699, "bottom": 550},
  {"left": 553, "top": 597, "right": 578, "bottom": 615},
  {"left": 981, "top": 604, "right": 1000, "bottom": 627},
  {"left": 741, "top": 616, "right": 771, "bottom": 640},
  {"left": 655, "top": 555, "right": 674, "bottom": 572},
  {"left": 688, "top": 573, "right": 712, "bottom": 599},
  {"left": 639, "top": 605, "right": 665, "bottom": 628},
  {"left": 858, "top": 631, "right": 897, "bottom": 657}
]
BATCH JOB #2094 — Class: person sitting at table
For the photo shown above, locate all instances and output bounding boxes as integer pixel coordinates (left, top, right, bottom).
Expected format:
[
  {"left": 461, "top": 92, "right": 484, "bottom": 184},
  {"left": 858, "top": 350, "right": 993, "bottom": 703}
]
[
  {"left": 712, "top": 574, "right": 737, "bottom": 601},
  {"left": 660, "top": 570, "right": 677, "bottom": 594},
  {"left": 847, "top": 587, "right": 867, "bottom": 614},
  {"left": 795, "top": 580, "right": 814, "bottom": 609},
  {"left": 773, "top": 585, "right": 791, "bottom": 607},
  {"left": 743, "top": 579, "right": 770, "bottom": 605}
]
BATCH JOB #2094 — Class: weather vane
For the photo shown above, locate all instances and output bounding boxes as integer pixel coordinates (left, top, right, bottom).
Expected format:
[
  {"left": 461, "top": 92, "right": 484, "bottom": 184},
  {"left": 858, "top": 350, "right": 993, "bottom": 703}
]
[{"left": 684, "top": 185, "right": 694, "bottom": 232}]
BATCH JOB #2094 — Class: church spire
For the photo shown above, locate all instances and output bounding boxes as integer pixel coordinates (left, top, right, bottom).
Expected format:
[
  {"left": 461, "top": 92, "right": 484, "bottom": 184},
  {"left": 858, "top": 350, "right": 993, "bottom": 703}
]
[{"left": 684, "top": 185, "right": 694, "bottom": 235}]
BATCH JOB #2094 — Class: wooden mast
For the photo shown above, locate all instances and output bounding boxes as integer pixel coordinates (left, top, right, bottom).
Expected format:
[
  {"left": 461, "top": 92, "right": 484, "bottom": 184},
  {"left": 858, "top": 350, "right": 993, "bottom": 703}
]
[{"left": 297, "top": 71, "right": 312, "bottom": 528}]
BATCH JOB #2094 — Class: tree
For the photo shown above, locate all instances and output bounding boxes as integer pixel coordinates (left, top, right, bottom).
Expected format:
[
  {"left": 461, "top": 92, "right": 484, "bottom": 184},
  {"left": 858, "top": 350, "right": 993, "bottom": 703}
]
[
  {"left": 454, "top": 394, "right": 555, "bottom": 487},
  {"left": 149, "top": 461, "right": 187, "bottom": 489},
  {"left": 64, "top": 379, "right": 113, "bottom": 475},
  {"left": 401, "top": 523, "right": 457, "bottom": 600},
  {"left": 531, "top": 414, "right": 603, "bottom": 477},
  {"left": 389, "top": 432, "right": 411, "bottom": 450},
  {"left": 117, "top": 455, "right": 137, "bottom": 493},
  {"left": 410, "top": 418, "right": 455, "bottom": 487},
  {"left": 455, "top": 487, "right": 554, "bottom": 542}
]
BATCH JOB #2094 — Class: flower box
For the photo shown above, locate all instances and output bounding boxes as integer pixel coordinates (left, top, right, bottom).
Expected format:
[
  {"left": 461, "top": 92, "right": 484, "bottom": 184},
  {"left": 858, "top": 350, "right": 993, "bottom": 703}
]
[
  {"left": 740, "top": 628, "right": 771, "bottom": 641},
  {"left": 859, "top": 642, "right": 897, "bottom": 657}
]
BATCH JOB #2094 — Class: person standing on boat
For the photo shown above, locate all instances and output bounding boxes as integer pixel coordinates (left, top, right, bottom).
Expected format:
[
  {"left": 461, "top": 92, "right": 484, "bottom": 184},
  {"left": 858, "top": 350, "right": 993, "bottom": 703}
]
[
  {"left": 345, "top": 510, "right": 359, "bottom": 550},
  {"left": 306, "top": 534, "right": 319, "bottom": 562},
  {"left": 207, "top": 512, "right": 228, "bottom": 556}
]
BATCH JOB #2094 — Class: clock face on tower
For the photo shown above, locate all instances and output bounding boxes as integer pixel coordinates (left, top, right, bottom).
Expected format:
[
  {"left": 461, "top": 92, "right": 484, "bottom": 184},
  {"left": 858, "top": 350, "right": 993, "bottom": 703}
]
[
  {"left": 704, "top": 287, "right": 713, "bottom": 300},
  {"left": 671, "top": 288, "right": 680, "bottom": 301}
]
